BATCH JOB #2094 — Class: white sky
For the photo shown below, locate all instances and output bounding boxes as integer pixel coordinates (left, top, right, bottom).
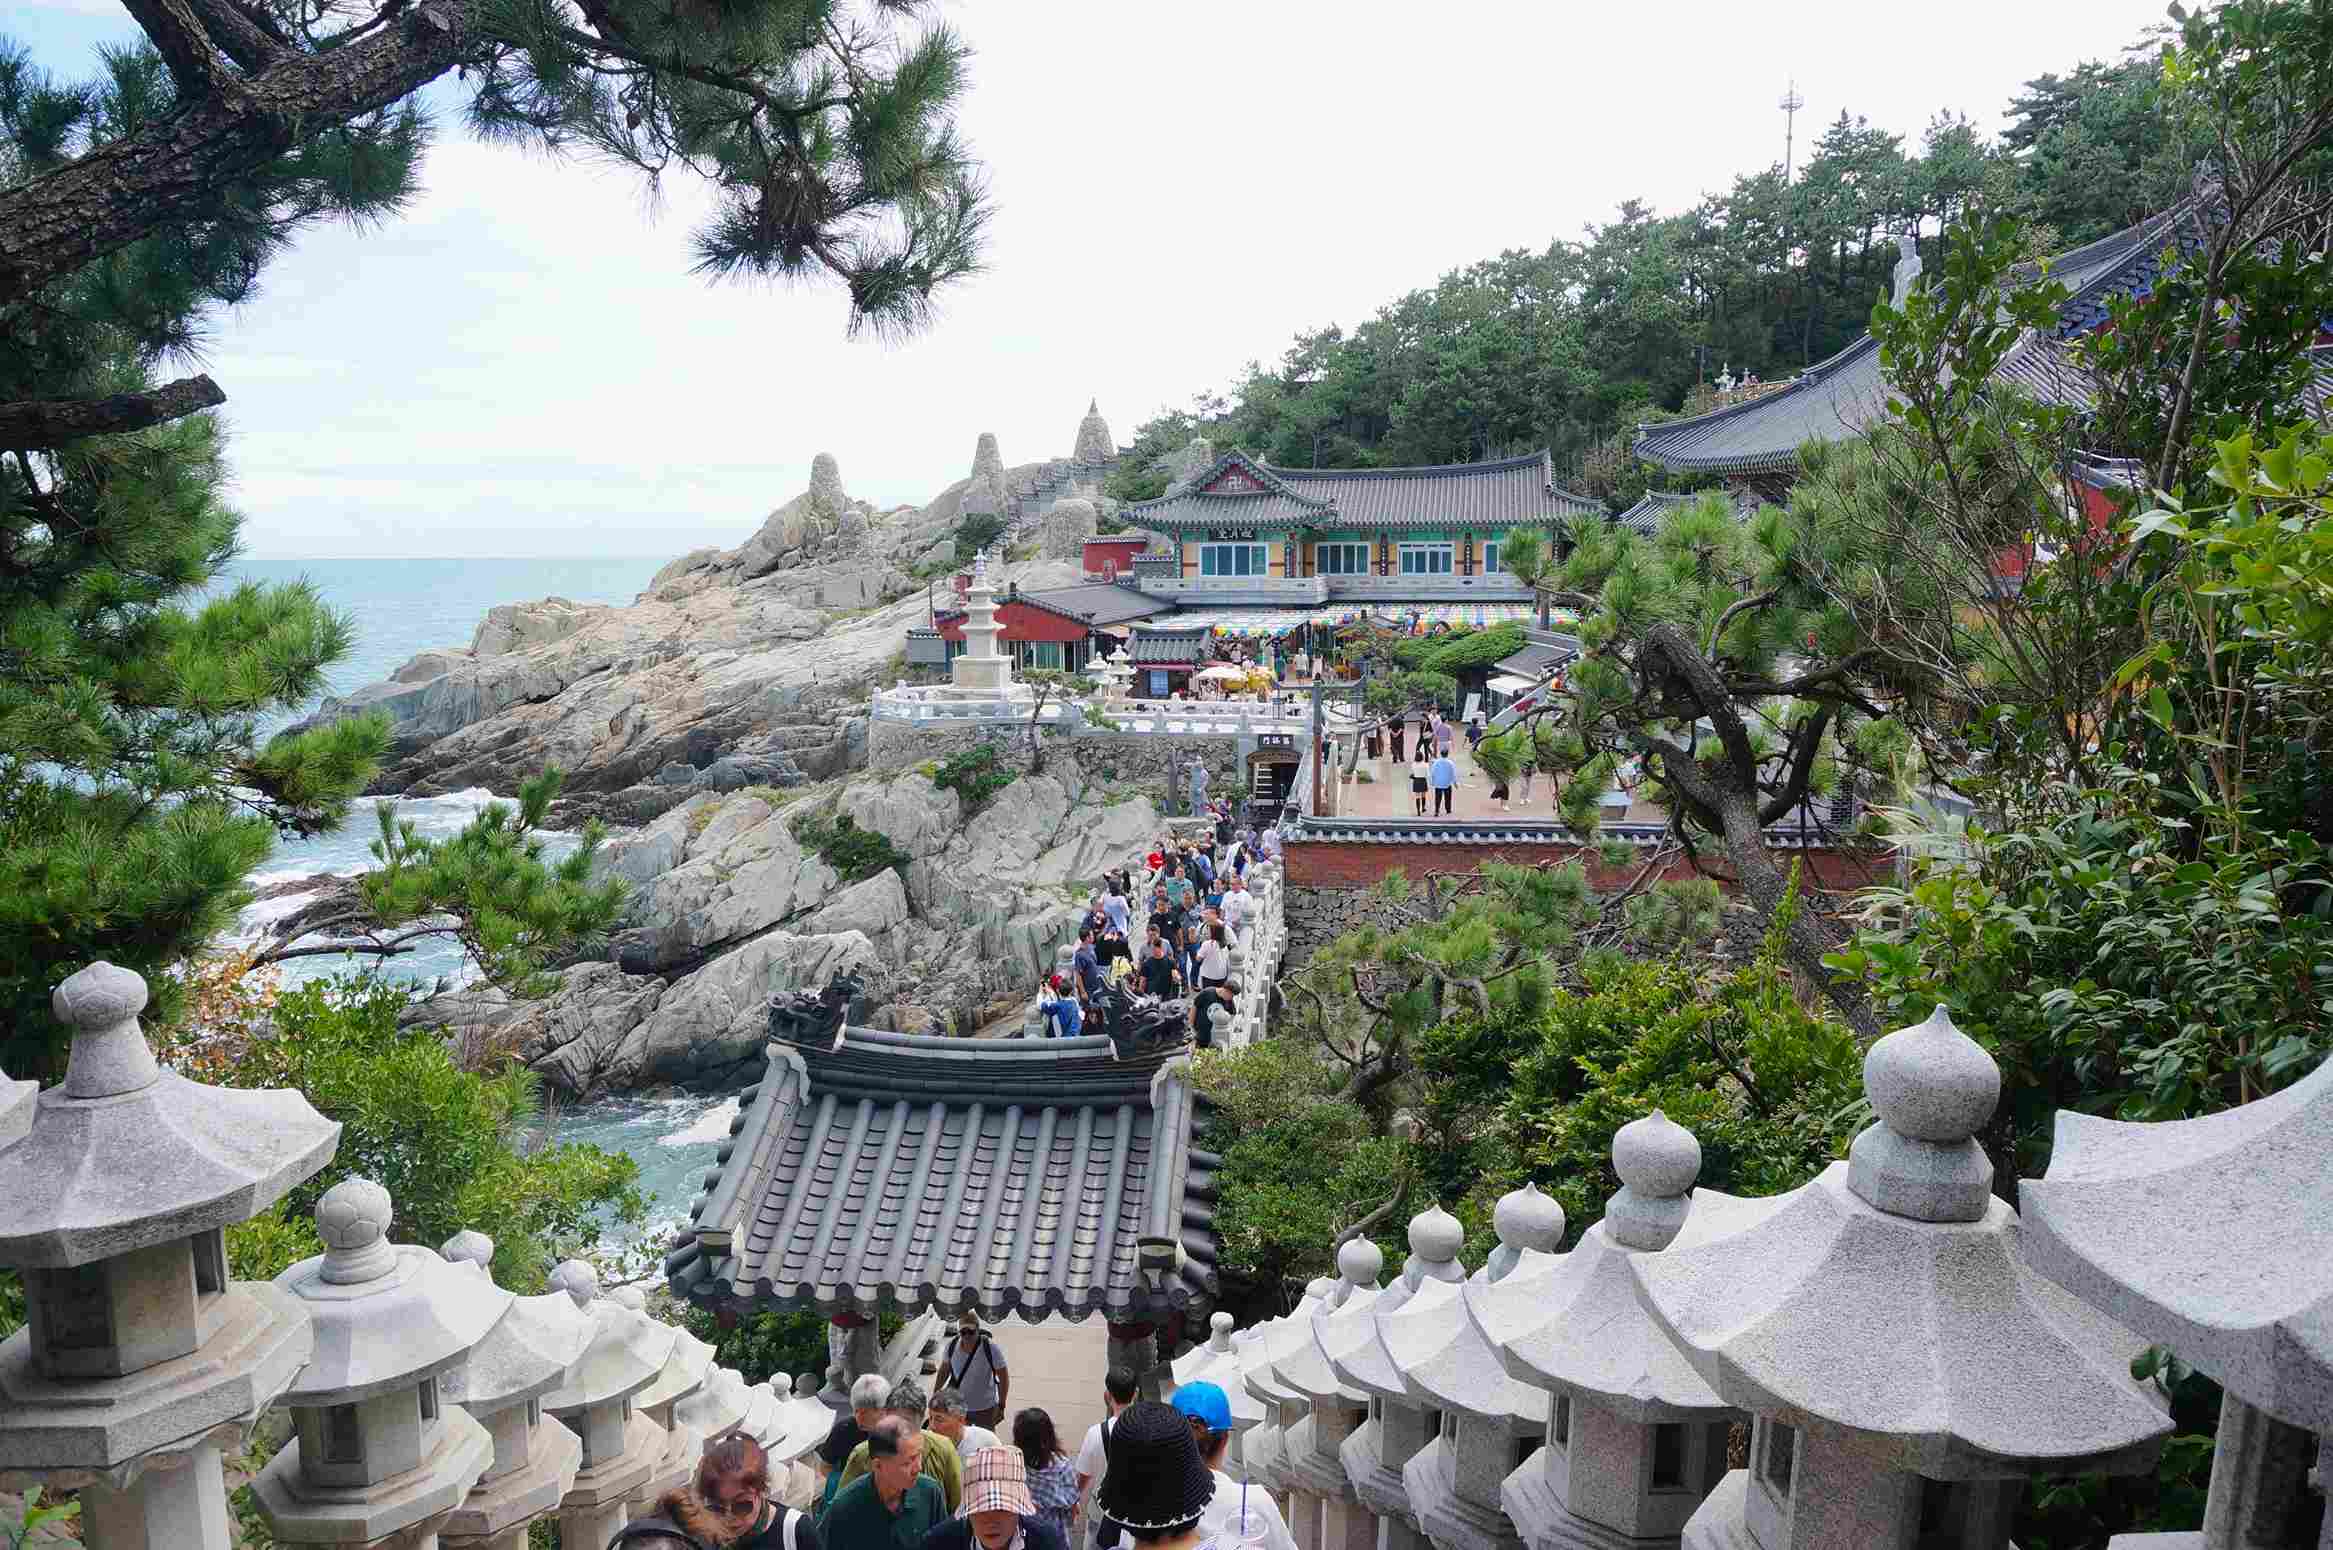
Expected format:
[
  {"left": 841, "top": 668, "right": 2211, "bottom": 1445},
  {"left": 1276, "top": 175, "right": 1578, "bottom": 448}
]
[{"left": 18, "top": 0, "right": 2168, "bottom": 557}]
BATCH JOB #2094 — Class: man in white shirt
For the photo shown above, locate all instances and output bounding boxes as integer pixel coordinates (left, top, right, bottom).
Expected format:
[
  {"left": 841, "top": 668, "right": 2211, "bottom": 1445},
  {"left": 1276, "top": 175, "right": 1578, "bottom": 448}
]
[
  {"left": 1073, "top": 1367, "right": 1139, "bottom": 1549},
  {"left": 1221, "top": 878, "right": 1254, "bottom": 935},
  {"left": 931, "top": 1386, "right": 1002, "bottom": 1463}
]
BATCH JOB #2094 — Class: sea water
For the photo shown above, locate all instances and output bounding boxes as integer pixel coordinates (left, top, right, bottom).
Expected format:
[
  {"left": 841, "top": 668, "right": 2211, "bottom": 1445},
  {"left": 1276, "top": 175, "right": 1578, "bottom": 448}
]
[{"left": 217, "top": 556, "right": 734, "bottom": 1227}]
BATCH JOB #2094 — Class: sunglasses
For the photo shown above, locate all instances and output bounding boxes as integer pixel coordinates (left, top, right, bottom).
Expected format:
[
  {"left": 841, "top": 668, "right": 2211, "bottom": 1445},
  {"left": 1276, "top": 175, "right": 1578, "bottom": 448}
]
[{"left": 705, "top": 1490, "right": 763, "bottom": 1517}]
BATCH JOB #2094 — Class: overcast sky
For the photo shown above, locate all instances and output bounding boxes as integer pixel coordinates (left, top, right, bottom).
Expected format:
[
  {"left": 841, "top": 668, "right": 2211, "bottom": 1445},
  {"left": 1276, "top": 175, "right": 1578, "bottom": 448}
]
[{"left": 20, "top": 0, "right": 2168, "bottom": 557}]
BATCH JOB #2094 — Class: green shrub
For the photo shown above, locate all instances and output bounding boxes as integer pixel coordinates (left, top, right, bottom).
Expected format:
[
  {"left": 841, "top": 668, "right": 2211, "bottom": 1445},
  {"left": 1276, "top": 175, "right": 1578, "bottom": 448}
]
[
  {"left": 953, "top": 511, "right": 1004, "bottom": 561},
  {"left": 790, "top": 810, "right": 911, "bottom": 884},
  {"left": 1418, "top": 621, "right": 1525, "bottom": 676},
  {"left": 932, "top": 743, "right": 1018, "bottom": 809}
]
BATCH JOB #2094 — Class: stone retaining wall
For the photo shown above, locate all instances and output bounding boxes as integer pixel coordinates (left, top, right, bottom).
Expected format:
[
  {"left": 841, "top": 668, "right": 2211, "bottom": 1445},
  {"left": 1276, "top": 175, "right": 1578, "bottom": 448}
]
[
  {"left": 864, "top": 718, "right": 1243, "bottom": 809},
  {"left": 1282, "top": 883, "right": 1413, "bottom": 970}
]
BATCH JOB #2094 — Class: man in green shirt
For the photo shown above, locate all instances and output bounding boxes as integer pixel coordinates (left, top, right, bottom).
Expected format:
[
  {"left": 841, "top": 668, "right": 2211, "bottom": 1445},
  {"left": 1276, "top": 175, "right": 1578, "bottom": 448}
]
[
  {"left": 821, "top": 1419, "right": 945, "bottom": 1550},
  {"left": 832, "top": 1376, "right": 963, "bottom": 1511}
]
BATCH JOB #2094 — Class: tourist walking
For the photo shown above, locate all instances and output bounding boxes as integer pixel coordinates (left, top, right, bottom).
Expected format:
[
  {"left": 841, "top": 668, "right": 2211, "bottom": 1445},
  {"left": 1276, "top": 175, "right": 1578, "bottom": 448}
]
[
  {"left": 1171, "top": 1384, "right": 1297, "bottom": 1550},
  {"left": 1138, "top": 937, "right": 1182, "bottom": 999},
  {"left": 1012, "top": 1409, "right": 1082, "bottom": 1546},
  {"left": 1196, "top": 924, "right": 1230, "bottom": 991},
  {"left": 1388, "top": 712, "right": 1406, "bottom": 763},
  {"left": 836, "top": 1379, "right": 963, "bottom": 1513},
  {"left": 821, "top": 1375, "right": 894, "bottom": 1514},
  {"left": 1190, "top": 980, "right": 1236, "bottom": 1049},
  {"left": 1428, "top": 748, "right": 1457, "bottom": 817},
  {"left": 944, "top": 1312, "right": 1011, "bottom": 1429},
  {"left": 1075, "top": 1370, "right": 1138, "bottom": 1550},
  {"left": 1187, "top": 759, "right": 1209, "bottom": 815},
  {"left": 919, "top": 1448, "right": 1068, "bottom": 1550},
  {"left": 1518, "top": 757, "right": 1535, "bottom": 804},
  {"left": 1100, "top": 881, "right": 1130, "bottom": 939},
  {"left": 1092, "top": 1403, "right": 1217, "bottom": 1550},
  {"left": 1409, "top": 745, "right": 1429, "bottom": 816},
  {"left": 822, "top": 1420, "right": 945, "bottom": 1550},
  {"left": 930, "top": 1388, "right": 1001, "bottom": 1462},
  {"left": 615, "top": 1431, "right": 821, "bottom": 1550},
  {"left": 1434, "top": 712, "right": 1454, "bottom": 757},
  {"left": 1071, "top": 928, "right": 1104, "bottom": 1005}
]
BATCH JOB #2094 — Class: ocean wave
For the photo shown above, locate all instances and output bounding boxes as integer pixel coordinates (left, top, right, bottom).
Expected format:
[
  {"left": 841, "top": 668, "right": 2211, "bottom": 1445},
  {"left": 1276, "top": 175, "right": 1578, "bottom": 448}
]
[{"left": 657, "top": 1096, "right": 740, "bottom": 1148}]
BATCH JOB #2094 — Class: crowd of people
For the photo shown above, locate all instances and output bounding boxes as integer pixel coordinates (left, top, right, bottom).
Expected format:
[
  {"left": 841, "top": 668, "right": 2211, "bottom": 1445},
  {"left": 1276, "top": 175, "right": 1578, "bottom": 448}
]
[
  {"left": 1036, "top": 798, "right": 1278, "bottom": 1050},
  {"left": 616, "top": 1318, "right": 1296, "bottom": 1550}
]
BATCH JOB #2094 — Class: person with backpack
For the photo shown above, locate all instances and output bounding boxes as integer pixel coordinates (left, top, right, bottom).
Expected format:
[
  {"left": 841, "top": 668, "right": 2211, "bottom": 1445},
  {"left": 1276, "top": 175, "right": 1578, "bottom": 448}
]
[
  {"left": 943, "top": 1312, "right": 1010, "bottom": 1429},
  {"left": 1073, "top": 1368, "right": 1138, "bottom": 1550},
  {"left": 614, "top": 1429, "right": 818, "bottom": 1550}
]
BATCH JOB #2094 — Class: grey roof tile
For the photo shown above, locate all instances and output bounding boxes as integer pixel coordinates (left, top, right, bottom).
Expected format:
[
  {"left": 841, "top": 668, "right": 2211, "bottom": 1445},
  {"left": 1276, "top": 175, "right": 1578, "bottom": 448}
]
[{"left": 1125, "top": 449, "right": 1600, "bottom": 534}]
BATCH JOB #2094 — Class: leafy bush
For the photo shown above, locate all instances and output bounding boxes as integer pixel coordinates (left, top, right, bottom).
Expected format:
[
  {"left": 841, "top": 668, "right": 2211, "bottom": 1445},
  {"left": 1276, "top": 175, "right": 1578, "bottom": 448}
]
[
  {"left": 790, "top": 810, "right": 911, "bottom": 884},
  {"left": 222, "top": 976, "right": 645, "bottom": 1292},
  {"left": 1418, "top": 622, "right": 1525, "bottom": 677},
  {"left": 953, "top": 511, "right": 1004, "bottom": 561},
  {"left": 932, "top": 742, "right": 1018, "bottom": 809}
]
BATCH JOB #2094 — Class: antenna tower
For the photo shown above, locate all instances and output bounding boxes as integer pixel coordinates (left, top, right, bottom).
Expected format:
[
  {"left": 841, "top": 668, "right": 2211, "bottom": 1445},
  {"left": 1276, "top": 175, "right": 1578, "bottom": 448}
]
[{"left": 1780, "top": 80, "right": 1805, "bottom": 182}]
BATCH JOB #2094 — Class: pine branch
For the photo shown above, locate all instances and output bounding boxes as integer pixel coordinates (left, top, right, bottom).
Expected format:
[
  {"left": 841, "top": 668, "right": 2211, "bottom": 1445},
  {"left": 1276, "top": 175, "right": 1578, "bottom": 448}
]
[{"left": 0, "top": 375, "right": 227, "bottom": 450}]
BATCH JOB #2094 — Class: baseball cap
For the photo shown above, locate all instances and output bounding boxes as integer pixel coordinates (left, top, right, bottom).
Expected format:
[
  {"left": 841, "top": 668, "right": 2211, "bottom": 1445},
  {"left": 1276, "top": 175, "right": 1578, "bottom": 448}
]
[
  {"left": 959, "top": 1446, "right": 1036, "bottom": 1518},
  {"left": 1169, "top": 1380, "right": 1233, "bottom": 1433}
]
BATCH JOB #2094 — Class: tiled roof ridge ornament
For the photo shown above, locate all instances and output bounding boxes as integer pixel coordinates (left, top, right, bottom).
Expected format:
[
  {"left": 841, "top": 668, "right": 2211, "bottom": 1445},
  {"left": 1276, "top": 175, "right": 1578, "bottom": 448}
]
[
  {"left": 316, "top": 1177, "right": 398, "bottom": 1285},
  {"left": 55, "top": 959, "right": 161, "bottom": 1098},
  {"left": 1606, "top": 1110, "right": 1701, "bottom": 1251},
  {"left": 1848, "top": 1004, "right": 2000, "bottom": 1222},
  {"left": 1486, "top": 1182, "right": 1565, "bottom": 1281}
]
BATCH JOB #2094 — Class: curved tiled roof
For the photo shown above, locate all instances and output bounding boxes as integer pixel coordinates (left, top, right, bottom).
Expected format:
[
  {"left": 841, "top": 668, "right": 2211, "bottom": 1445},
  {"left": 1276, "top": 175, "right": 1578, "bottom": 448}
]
[
  {"left": 666, "top": 1027, "right": 1217, "bottom": 1325},
  {"left": 1635, "top": 200, "right": 2206, "bottom": 479},
  {"left": 1125, "top": 449, "right": 1601, "bottom": 533},
  {"left": 1007, "top": 582, "right": 1177, "bottom": 629},
  {"left": 1612, "top": 489, "right": 1707, "bottom": 536},
  {"left": 1128, "top": 626, "right": 1212, "bottom": 665}
]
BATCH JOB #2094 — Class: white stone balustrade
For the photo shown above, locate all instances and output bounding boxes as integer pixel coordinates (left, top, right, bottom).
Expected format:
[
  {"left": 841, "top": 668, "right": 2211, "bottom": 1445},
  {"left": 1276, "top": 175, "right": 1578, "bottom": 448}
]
[
  {"left": 251, "top": 1179, "right": 503, "bottom": 1550},
  {"left": 0, "top": 962, "right": 338, "bottom": 1550}
]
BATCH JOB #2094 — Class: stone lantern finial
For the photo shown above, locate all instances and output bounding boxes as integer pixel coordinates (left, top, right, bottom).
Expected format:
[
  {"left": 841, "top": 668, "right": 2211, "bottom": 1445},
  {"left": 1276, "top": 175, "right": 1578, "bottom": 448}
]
[
  {"left": 1607, "top": 1110, "right": 1701, "bottom": 1251},
  {"left": 315, "top": 1177, "right": 397, "bottom": 1285},
  {"left": 1405, "top": 1204, "right": 1465, "bottom": 1286},
  {"left": 770, "top": 1373, "right": 793, "bottom": 1398},
  {"left": 1337, "top": 1235, "right": 1384, "bottom": 1291},
  {"left": 442, "top": 1229, "right": 495, "bottom": 1268},
  {"left": 610, "top": 1285, "right": 647, "bottom": 1312},
  {"left": 1847, "top": 1005, "right": 1999, "bottom": 1222},
  {"left": 552, "top": 1258, "right": 599, "bottom": 1308},
  {"left": 1487, "top": 1182, "right": 1565, "bottom": 1281},
  {"left": 55, "top": 959, "right": 160, "bottom": 1099},
  {"left": 1208, "top": 1311, "right": 1236, "bottom": 1352}
]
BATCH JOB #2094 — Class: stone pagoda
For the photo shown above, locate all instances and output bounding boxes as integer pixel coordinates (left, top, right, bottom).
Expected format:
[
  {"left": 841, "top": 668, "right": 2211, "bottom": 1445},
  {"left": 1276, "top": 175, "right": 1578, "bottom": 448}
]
[
  {"left": 2018, "top": 1041, "right": 2333, "bottom": 1548},
  {"left": 540, "top": 1259, "right": 676, "bottom": 1550},
  {"left": 951, "top": 549, "right": 1015, "bottom": 696},
  {"left": 1474, "top": 1119, "right": 1746, "bottom": 1549},
  {"left": 251, "top": 1179, "right": 503, "bottom": 1550},
  {"left": 1380, "top": 1203, "right": 1551, "bottom": 1550},
  {"left": 1633, "top": 1008, "right": 2173, "bottom": 1550},
  {"left": 0, "top": 962, "right": 338, "bottom": 1550},
  {"left": 438, "top": 1230, "right": 594, "bottom": 1550},
  {"left": 1328, "top": 1209, "right": 1471, "bottom": 1550},
  {"left": 1275, "top": 1240, "right": 1387, "bottom": 1550}
]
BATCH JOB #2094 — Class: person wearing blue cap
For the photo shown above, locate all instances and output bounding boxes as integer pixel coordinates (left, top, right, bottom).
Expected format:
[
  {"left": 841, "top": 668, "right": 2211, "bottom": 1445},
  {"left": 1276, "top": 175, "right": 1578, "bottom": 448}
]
[{"left": 1166, "top": 1383, "right": 1296, "bottom": 1550}]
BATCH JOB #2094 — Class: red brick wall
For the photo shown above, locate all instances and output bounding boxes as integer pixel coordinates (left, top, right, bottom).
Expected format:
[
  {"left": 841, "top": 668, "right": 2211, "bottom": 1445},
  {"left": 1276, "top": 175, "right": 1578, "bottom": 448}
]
[{"left": 1285, "top": 837, "right": 1888, "bottom": 894}]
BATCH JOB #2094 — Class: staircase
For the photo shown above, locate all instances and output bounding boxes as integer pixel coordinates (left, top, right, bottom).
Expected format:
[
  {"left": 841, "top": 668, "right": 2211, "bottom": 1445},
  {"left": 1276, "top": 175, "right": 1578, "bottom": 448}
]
[{"left": 1002, "top": 453, "right": 1126, "bottom": 539}]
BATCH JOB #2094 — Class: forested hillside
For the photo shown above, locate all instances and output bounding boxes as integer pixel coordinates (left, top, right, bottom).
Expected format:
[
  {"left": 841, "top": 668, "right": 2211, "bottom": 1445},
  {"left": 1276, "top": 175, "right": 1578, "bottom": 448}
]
[{"left": 1110, "top": 39, "right": 2197, "bottom": 511}]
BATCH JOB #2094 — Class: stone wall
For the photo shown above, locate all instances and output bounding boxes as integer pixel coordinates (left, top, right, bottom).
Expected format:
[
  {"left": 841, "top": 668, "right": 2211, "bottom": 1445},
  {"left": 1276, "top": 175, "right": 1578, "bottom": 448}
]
[
  {"left": 863, "top": 719, "right": 1243, "bottom": 810},
  {"left": 1283, "top": 836, "right": 1889, "bottom": 894},
  {"left": 1283, "top": 883, "right": 1413, "bottom": 970}
]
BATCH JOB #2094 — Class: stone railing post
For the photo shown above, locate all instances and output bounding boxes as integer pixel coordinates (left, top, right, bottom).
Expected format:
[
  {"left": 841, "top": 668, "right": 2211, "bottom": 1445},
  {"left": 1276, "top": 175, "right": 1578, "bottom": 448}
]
[
  {"left": 438, "top": 1231, "right": 594, "bottom": 1550},
  {"left": 1633, "top": 1009, "right": 2171, "bottom": 1550},
  {"left": 253, "top": 1179, "right": 504, "bottom": 1550},
  {"left": 0, "top": 962, "right": 339, "bottom": 1550},
  {"left": 2018, "top": 1033, "right": 2333, "bottom": 1550}
]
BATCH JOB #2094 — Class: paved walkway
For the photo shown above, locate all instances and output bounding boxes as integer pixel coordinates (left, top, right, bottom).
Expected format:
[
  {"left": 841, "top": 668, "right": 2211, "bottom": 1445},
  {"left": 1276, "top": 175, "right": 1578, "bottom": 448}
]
[
  {"left": 1334, "top": 733, "right": 1664, "bottom": 825},
  {"left": 988, "top": 1312, "right": 1109, "bottom": 1452}
]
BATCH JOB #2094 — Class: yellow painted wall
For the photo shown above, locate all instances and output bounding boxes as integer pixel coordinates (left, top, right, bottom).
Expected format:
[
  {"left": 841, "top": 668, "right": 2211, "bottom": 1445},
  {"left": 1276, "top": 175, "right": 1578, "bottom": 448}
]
[{"left": 1180, "top": 541, "right": 1196, "bottom": 577}]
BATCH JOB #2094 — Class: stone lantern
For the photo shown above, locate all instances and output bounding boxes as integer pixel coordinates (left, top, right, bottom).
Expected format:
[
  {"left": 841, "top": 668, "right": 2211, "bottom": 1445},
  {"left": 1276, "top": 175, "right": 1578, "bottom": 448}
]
[
  {"left": 1275, "top": 1239, "right": 1387, "bottom": 1550},
  {"left": 1246, "top": 1276, "right": 1337, "bottom": 1535},
  {"left": 0, "top": 1059, "right": 31, "bottom": 1149},
  {"left": 251, "top": 1179, "right": 503, "bottom": 1550},
  {"left": 2017, "top": 1043, "right": 2333, "bottom": 1548},
  {"left": 1474, "top": 1119, "right": 1750, "bottom": 1550},
  {"left": 673, "top": 1366, "right": 754, "bottom": 1446},
  {"left": 541, "top": 1260, "right": 677, "bottom": 1550},
  {"left": 0, "top": 962, "right": 338, "bottom": 1550},
  {"left": 1327, "top": 1208, "right": 1469, "bottom": 1550},
  {"left": 1633, "top": 1009, "right": 2173, "bottom": 1550},
  {"left": 437, "top": 1231, "right": 594, "bottom": 1550},
  {"left": 626, "top": 1292, "right": 715, "bottom": 1512},
  {"left": 1173, "top": 1312, "right": 1269, "bottom": 1451},
  {"left": 1382, "top": 1196, "right": 1552, "bottom": 1550}
]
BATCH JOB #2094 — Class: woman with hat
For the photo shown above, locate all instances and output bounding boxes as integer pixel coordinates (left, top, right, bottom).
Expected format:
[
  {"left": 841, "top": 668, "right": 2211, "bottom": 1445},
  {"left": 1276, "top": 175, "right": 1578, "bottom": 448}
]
[
  {"left": 1168, "top": 1385, "right": 1296, "bottom": 1550},
  {"left": 918, "top": 1446, "right": 1069, "bottom": 1550},
  {"left": 1091, "top": 1401, "right": 1223, "bottom": 1550}
]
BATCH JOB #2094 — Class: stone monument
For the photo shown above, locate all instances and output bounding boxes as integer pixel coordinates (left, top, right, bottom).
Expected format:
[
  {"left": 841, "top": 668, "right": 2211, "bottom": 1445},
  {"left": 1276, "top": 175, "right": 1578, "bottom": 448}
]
[
  {"left": 438, "top": 1231, "right": 594, "bottom": 1550},
  {"left": 0, "top": 961, "right": 338, "bottom": 1550},
  {"left": 1042, "top": 493, "right": 1099, "bottom": 562},
  {"left": 951, "top": 549, "right": 1016, "bottom": 696},
  {"left": 1633, "top": 1008, "right": 2172, "bottom": 1550},
  {"left": 252, "top": 1179, "right": 503, "bottom": 1550},
  {"left": 540, "top": 1260, "right": 675, "bottom": 1550}
]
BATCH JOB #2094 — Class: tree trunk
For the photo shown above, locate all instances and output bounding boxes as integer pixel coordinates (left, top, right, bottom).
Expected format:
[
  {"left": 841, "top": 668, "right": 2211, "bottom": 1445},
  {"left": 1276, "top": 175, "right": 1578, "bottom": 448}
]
[{"left": 1710, "top": 787, "right": 1878, "bottom": 1039}]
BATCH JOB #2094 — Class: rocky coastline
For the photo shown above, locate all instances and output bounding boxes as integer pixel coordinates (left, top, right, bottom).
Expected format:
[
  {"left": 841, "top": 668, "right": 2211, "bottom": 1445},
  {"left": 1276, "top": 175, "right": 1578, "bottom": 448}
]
[{"left": 283, "top": 424, "right": 1197, "bottom": 1101}]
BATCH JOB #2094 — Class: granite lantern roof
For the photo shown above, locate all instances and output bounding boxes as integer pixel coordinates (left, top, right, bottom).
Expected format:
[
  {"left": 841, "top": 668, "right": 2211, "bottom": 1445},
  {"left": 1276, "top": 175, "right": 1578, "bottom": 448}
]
[
  {"left": 1125, "top": 626, "right": 1214, "bottom": 666},
  {"left": 0, "top": 1062, "right": 32, "bottom": 1151},
  {"left": 2018, "top": 1048, "right": 2333, "bottom": 1430},
  {"left": 1635, "top": 201, "right": 2204, "bottom": 479},
  {"left": 439, "top": 1232, "right": 594, "bottom": 1417},
  {"left": 666, "top": 1026, "right": 1219, "bottom": 1325},
  {"left": 1124, "top": 449, "right": 1600, "bottom": 534}
]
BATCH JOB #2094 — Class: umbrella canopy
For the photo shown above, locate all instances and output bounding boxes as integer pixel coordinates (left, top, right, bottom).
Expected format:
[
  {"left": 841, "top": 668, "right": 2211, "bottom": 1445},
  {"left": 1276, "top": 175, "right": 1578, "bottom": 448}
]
[{"left": 1193, "top": 664, "right": 1250, "bottom": 682}]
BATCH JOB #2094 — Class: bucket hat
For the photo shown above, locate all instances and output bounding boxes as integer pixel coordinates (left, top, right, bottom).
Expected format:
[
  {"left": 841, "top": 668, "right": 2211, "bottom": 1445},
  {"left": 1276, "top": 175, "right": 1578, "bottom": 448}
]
[
  {"left": 959, "top": 1446, "right": 1036, "bottom": 1518},
  {"left": 1097, "top": 1401, "right": 1214, "bottom": 1533}
]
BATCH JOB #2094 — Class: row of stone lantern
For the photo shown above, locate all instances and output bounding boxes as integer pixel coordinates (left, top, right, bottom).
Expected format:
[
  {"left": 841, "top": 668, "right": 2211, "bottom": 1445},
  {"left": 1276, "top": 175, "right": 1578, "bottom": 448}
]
[
  {"left": 0, "top": 963, "right": 837, "bottom": 1550},
  {"left": 1183, "top": 1004, "right": 2331, "bottom": 1550}
]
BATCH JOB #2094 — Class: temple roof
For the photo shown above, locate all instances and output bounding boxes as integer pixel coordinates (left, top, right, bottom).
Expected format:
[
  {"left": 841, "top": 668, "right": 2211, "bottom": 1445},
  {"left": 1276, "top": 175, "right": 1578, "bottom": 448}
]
[
  {"left": 1612, "top": 489, "right": 1705, "bottom": 537},
  {"left": 1124, "top": 449, "right": 1601, "bottom": 534},
  {"left": 1008, "top": 582, "right": 1178, "bottom": 629},
  {"left": 2019, "top": 1051, "right": 2333, "bottom": 1429},
  {"left": 665, "top": 1026, "right": 1218, "bottom": 1325},
  {"left": 1127, "top": 626, "right": 1213, "bottom": 665},
  {"left": 1635, "top": 201, "right": 2204, "bottom": 479}
]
